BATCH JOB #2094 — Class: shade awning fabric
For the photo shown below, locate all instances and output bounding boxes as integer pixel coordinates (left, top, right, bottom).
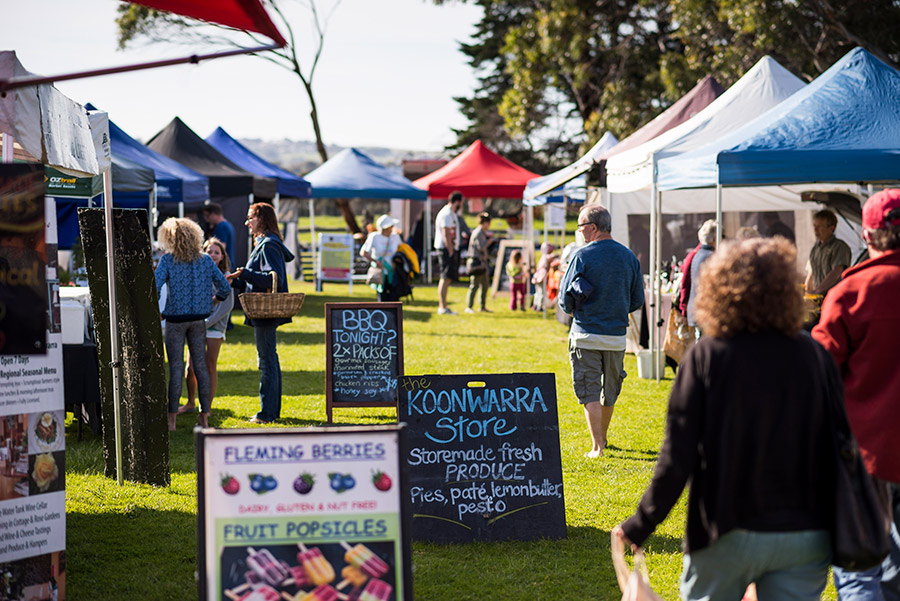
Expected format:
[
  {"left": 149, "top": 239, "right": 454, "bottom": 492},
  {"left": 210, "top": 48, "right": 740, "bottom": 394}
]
[
  {"left": 659, "top": 47, "right": 900, "bottom": 189},
  {"left": 523, "top": 132, "right": 618, "bottom": 204},
  {"left": 129, "top": 0, "right": 287, "bottom": 47},
  {"left": 147, "top": 117, "right": 276, "bottom": 199},
  {"left": 413, "top": 140, "right": 540, "bottom": 199},
  {"left": 205, "top": 126, "right": 311, "bottom": 198},
  {"left": 90, "top": 106, "right": 210, "bottom": 205},
  {"left": 304, "top": 148, "right": 427, "bottom": 200},
  {"left": 0, "top": 51, "right": 100, "bottom": 176},
  {"left": 595, "top": 76, "right": 725, "bottom": 172},
  {"left": 605, "top": 57, "right": 806, "bottom": 193}
]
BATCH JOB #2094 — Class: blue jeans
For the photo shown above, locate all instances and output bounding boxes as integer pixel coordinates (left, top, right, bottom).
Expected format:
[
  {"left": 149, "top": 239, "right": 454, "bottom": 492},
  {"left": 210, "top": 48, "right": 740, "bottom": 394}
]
[
  {"left": 254, "top": 324, "right": 281, "bottom": 421},
  {"left": 681, "top": 529, "right": 830, "bottom": 601},
  {"left": 835, "top": 482, "right": 900, "bottom": 601}
]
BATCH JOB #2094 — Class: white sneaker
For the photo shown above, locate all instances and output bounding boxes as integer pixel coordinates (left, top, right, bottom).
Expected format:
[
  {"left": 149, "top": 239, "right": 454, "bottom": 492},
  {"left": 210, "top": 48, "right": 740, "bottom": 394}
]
[
  {"left": 464, "top": 308, "right": 475, "bottom": 314},
  {"left": 438, "top": 307, "right": 457, "bottom": 315}
]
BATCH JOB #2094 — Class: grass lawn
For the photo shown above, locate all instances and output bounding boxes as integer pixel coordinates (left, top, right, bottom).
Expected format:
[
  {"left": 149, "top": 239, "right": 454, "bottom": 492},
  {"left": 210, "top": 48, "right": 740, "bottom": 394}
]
[{"left": 64, "top": 278, "right": 837, "bottom": 600}]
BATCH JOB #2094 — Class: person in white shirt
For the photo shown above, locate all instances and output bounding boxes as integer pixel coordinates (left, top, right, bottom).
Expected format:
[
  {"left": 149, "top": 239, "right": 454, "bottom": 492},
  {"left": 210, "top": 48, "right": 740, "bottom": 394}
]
[
  {"left": 361, "top": 214, "right": 402, "bottom": 265},
  {"left": 434, "top": 191, "right": 464, "bottom": 314}
]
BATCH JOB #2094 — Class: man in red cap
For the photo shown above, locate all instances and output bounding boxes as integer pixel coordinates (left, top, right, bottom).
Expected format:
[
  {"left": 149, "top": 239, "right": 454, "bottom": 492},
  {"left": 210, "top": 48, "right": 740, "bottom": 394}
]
[{"left": 813, "top": 188, "right": 900, "bottom": 601}]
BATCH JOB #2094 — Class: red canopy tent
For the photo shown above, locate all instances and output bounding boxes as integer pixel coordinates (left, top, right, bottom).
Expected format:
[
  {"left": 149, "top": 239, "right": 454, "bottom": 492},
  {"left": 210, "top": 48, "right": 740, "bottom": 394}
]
[
  {"left": 413, "top": 139, "right": 540, "bottom": 199},
  {"left": 412, "top": 140, "right": 540, "bottom": 281}
]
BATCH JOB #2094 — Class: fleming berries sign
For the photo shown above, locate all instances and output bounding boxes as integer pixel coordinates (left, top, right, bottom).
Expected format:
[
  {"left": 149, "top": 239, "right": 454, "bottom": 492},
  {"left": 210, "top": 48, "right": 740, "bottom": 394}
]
[{"left": 197, "top": 426, "right": 412, "bottom": 601}]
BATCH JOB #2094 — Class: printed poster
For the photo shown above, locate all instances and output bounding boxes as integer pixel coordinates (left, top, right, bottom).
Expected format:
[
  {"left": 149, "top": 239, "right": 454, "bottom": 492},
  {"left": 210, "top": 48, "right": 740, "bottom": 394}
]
[
  {"left": 0, "top": 175, "right": 66, "bottom": 600},
  {"left": 198, "top": 426, "right": 411, "bottom": 601}
]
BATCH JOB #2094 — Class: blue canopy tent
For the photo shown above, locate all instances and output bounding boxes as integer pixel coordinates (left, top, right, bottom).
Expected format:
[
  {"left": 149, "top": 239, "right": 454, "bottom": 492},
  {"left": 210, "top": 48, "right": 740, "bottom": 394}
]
[
  {"left": 658, "top": 47, "right": 900, "bottom": 191},
  {"left": 303, "top": 148, "right": 427, "bottom": 288},
  {"left": 86, "top": 105, "right": 211, "bottom": 214},
  {"left": 206, "top": 126, "right": 313, "bottom": 275},
  {"left": 206, "top": 127, "right": 311, "bottom": 198}
]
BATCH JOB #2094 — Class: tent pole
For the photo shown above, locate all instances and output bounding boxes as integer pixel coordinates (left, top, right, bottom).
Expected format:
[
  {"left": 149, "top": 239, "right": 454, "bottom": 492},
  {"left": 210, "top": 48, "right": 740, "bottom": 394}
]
[
  {"left": 102, "top": 168, "right": 125, "bottom": 486},
  {"left": 654, "top": 183, "right": 663, "bottom": 382},
  {"left": 1, "top": 133, "right": 11, "bottom": 162},
  {"left": 248, "top": 193, "right": 255, "bottom": 267},
  {"left": 716, "top": 172, "right": 723, "bottom": 247},
  {"left": 425, "top": 199, "right": 432, "bottom": 283},
  {"left": 309, "top": 198, "right": 317, "bottom": 288},
  {"left": 149, "top": 184, "right": 158, "bottom": 245},
  {"left": 178, "top": 201, "right": 184, "bottom": 219},
  {"left": 648, "top": 179, "right": 658, "bottom": 379}
]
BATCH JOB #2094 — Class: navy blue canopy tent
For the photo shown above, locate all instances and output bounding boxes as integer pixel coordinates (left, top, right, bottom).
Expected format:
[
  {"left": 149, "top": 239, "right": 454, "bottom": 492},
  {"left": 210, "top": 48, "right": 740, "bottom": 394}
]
[
  {"left": 86, "top": 105, "right": 210, "bottom": 209},
  {"left": 304, "top": 148, "right": 427, "bottom": 200},
  {"left": 206, "top": 126, "right": 311, "bottom": 198}
]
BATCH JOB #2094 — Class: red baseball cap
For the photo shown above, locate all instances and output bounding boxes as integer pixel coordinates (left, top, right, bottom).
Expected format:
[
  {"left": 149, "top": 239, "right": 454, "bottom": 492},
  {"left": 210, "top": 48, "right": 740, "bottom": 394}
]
[{"left": 863, "top": 189, "right": 900, "bottom": 230}]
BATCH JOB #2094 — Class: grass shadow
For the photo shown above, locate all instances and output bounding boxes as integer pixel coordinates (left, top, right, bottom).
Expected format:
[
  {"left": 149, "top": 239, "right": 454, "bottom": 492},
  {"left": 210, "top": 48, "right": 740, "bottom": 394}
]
[
  {"left": 605, "top": 444, "right": 660, "bottom": 462},
  {"left": 216, "top": 370, "right": 325, "bottom": 397}
]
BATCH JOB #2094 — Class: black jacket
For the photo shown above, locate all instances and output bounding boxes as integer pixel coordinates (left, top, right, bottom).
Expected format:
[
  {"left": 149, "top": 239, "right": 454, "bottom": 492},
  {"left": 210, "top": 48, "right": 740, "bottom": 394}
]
[{"left": 622, "top": 331, "right": 836, "bottom": 552}]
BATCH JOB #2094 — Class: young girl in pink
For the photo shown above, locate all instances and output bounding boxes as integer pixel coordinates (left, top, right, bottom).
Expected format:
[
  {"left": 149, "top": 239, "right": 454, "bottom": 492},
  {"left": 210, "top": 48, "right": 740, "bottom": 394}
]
[{"left": 506, "top": 250, "right": 527, "bottom": 310}]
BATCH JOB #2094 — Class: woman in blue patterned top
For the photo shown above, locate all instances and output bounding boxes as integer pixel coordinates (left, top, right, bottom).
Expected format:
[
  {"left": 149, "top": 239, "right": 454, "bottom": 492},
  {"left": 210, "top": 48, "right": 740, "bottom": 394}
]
[
  {"left": 227, "top": 202, "right": 295, "bottom": 424},
  {"left": 156, "top": 218, "right": 231, "bottom": 430}
]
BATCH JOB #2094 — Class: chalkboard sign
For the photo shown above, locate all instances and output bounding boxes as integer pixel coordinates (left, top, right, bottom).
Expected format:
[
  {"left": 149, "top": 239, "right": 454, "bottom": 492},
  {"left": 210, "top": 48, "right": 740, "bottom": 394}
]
[
  {"left": 325, "top": 302, "right": 403, "bottom": 422},
  {"left": 397, "top": 373, "right": 566, "bottom": 543}
]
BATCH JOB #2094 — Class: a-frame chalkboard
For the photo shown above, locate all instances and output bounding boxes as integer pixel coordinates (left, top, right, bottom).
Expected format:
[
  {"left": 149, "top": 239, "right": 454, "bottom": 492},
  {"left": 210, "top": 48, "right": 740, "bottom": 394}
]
[
  {"left": 398, "top": 372, "right": 566, "bottom": 543},
  {"left": 325, "top": 302, "right": 403, "bottom": 423}
]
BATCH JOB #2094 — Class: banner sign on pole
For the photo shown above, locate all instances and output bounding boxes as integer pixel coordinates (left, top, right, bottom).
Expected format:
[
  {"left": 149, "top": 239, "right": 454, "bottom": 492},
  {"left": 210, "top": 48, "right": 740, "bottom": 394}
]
[
  {"left": 0, "top": 165, "right": 66, "bottom": 600},
  {"left": 398, "top": 373, "right": 566, "bottom": 543},
  {"left": 197, "top": 425, "right": 412, "bottom": 601},
  {"left": 317, "top": 233, "right": 354, "bottom": 283}
]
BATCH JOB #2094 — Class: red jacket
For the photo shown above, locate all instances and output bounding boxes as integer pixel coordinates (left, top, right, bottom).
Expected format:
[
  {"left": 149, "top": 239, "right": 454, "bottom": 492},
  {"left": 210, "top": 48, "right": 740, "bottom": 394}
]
[{"left": 813, "top": 250, "right": 900, "bottom": 484}]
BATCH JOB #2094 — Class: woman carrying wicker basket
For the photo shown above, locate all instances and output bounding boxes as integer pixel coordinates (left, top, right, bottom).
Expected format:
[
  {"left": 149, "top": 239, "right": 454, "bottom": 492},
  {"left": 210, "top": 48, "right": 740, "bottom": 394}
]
[
  {"left": 155, "top": 218, "right": 232, "bottom": 430},
  {"left": 227, "top": 203, "right": 295, "bottom": 424}
]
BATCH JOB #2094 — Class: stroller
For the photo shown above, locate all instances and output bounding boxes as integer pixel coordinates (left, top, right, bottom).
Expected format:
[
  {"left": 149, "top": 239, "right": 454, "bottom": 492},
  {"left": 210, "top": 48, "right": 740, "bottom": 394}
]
[{"left": 380, "top": 244, "right": 418, "bottom": 302}]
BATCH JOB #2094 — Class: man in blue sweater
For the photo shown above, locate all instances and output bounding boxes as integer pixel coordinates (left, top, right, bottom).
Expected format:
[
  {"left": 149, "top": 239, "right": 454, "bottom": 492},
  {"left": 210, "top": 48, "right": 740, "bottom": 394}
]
[{"left": 560, "top": 204, "right": 644, "bottom": 458}]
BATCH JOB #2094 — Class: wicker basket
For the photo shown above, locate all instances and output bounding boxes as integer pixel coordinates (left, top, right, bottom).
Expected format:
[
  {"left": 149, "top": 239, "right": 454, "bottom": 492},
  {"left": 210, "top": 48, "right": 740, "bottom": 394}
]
[{"left": 239, "top": 272, "right": 305, "bottom": 320}]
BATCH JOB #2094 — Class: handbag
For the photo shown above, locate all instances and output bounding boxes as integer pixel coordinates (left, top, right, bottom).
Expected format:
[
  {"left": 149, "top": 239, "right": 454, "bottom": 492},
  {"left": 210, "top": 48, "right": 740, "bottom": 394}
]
[
  {"left": 366, "top": 263, "right": 384, "bottom": 286},
  {"left": 663, "top": 307, "right": 696, "bottom": 363},
  {"left": 815, "top": 343, "right": 891, "bottom": 570},
  {"left": 239, "top": 272, "right": 305, "bottom": 320},
  {"left": 466, "top": 256, "right": 486, "bottom": 276},
  {"left": 611, "top": 532, "right": 664, "bottom": 601}
]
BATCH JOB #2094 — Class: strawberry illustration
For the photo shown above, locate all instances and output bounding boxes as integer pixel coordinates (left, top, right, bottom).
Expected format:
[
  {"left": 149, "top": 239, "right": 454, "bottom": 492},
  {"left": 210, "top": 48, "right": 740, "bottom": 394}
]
[
  {"left": 221, "top": 474, "right": 240, "bottom": 495},
  {"left": 372, "top": 471, "right": 392, "bottom": 492}
]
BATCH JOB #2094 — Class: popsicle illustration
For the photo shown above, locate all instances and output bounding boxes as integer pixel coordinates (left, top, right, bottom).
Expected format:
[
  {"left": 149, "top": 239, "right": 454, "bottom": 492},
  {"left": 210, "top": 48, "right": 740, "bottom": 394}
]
[
  {"left": 284, "top": 564, "right": 312, "bottom": 589},
  {"left": 297, "top": 543, "right": 336, "bottom": 585},
  {"left": 337, "top": 565, "right": 368, "bottom": 590},
  {"left": 247, "top": 547, "right": 291, "bottom": 586},
  {"left": 358, "top": 579, "right": 392, "bottom": 601},
  {"left": 340, "top": 542, "right": 389, "bottom": 578},
  {"left": 300, "top": 584, "right": 340, "bottom": 601},
  {"left": 225, "top": 583, "right": 281, "bottom": 601}
]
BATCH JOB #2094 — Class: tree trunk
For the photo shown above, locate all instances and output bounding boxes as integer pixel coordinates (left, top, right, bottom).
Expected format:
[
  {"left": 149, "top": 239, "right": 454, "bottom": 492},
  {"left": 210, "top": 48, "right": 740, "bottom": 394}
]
[{"left": 309, "top": 89, "right": 361, "bottom": 235}]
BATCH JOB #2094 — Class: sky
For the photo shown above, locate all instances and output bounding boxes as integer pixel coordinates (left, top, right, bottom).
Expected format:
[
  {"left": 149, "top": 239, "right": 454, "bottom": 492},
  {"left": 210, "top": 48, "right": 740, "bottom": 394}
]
[{"left": 5, "top": 0, "right": 484, "bottom": 152}]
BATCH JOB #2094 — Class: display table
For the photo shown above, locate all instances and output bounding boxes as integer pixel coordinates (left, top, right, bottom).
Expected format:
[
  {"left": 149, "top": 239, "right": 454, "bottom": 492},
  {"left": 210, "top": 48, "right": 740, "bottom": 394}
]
[
  {"left": 63, "top": 343, "right": 102, "bottom": 438},
  {"left": 60, "top": 287, "right": 102, "bottom": 437}
]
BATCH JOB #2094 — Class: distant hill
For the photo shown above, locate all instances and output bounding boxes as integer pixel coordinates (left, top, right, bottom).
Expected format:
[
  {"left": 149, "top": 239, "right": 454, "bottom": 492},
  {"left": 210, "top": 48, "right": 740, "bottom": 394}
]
[{"left": 238, "top": 138, "right": 444, "bottom": 177}]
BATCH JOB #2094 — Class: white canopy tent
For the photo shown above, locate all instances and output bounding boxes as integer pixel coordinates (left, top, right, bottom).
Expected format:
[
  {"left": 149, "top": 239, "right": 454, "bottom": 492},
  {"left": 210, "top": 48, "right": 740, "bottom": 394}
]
[{"left": 604, "top": 57, "right": 807, "bottom": 378}]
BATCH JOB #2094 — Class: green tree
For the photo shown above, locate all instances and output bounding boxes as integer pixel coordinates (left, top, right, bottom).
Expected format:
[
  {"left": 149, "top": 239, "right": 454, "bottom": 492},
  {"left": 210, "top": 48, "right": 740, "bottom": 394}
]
[
  {"left": 665, "top": 0, "right": 900, "bottom": 91},
  {"left": 447, "top": 0, "right": 900, "bottom": 168},
  {"left": 446, "top": 0, "right": 680, "bottom": 169},
  {"left": 116, "top": 1, "right": 364, "bottom": 234}
]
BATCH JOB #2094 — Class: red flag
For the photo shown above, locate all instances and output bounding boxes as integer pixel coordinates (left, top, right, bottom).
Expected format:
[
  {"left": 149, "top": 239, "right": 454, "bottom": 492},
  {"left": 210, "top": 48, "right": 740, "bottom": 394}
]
[{"left": 130, "top": 0, "right": 287, "bottom": 47}]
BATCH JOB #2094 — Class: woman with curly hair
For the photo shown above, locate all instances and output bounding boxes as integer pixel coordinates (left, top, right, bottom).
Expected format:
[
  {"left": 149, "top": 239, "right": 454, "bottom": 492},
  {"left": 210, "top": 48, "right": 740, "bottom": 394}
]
[
  {"left": 183, "top": 237, "right": 234, "bottom": 415},
  {"left": 156, "top": 218, "right": 232, "bottom": 430},
  {"left": 227, "top": 203, "right": 294, "bottom": 424},
  {"left": 614, "top": 238, "right": 838, "bottom": 601}
]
